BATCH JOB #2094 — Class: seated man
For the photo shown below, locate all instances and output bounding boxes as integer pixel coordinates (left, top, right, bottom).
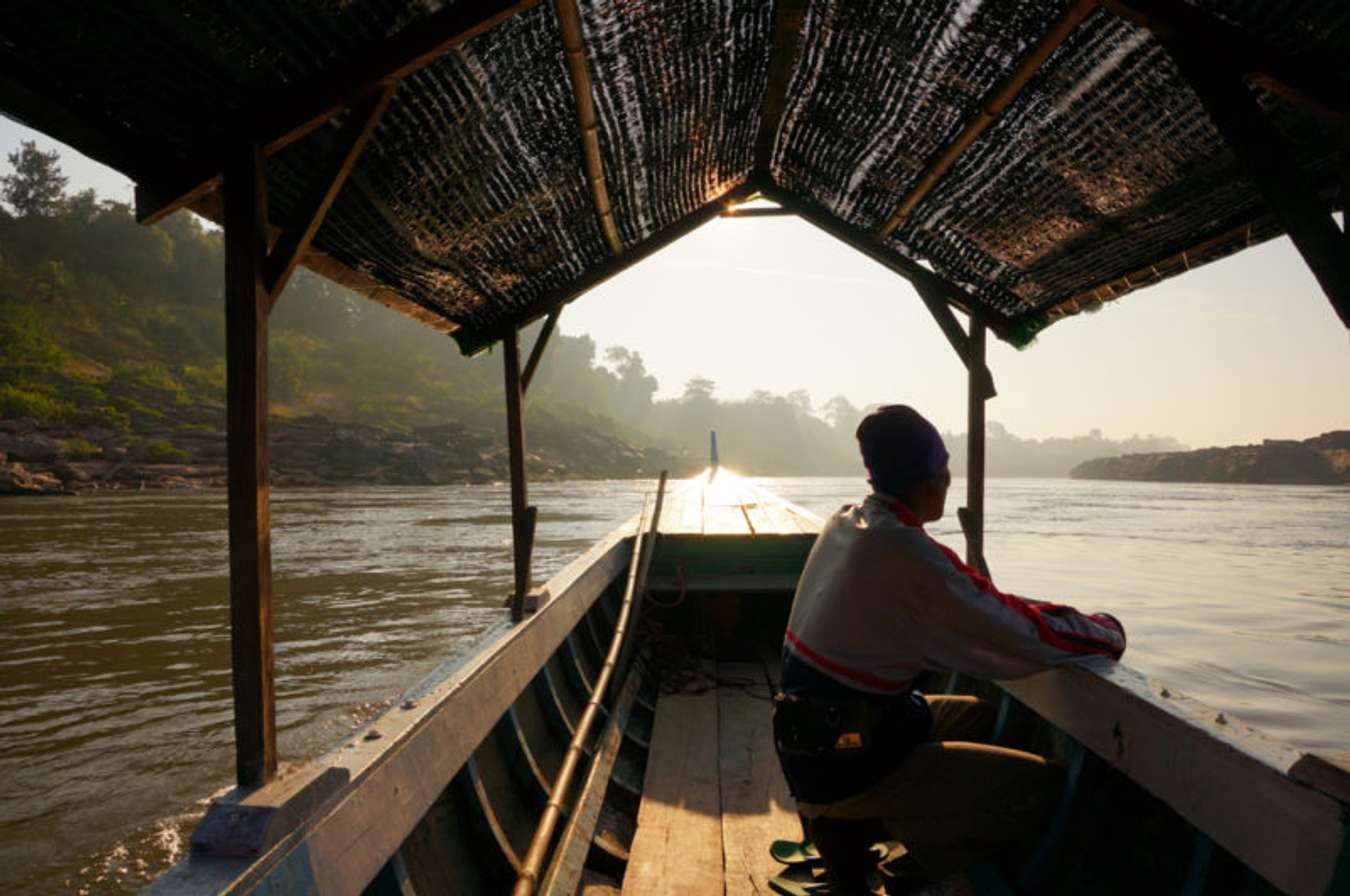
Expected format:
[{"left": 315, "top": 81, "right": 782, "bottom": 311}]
[{"left": 774, "top": 405, "right": 1125, "bottom": 892}]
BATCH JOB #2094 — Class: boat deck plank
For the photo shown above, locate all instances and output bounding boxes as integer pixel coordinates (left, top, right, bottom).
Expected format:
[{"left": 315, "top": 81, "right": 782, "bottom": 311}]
[
  {"left": 656, "top": 472, "right": 820, "bottom": 538},
  {"left": 623, "top": 665, "right": 724, "bottom": 895},
  {"left": 718, "top": 662, "right": 800, "bottom": 896},
  {"left": 625, "top": 656, "right": 800, "bottom": 895}
]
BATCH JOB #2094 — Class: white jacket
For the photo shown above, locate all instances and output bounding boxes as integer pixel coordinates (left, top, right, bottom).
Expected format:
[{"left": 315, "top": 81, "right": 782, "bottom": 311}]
[{"left": 785, "top": 494, "right": 1126, "bottom": 695}]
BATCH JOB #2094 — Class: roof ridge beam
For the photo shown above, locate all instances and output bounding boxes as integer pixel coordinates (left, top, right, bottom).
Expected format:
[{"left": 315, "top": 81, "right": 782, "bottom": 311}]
[
  {"left": 136, "top": 0, "right": 541, "bottom": 225},
  {"left": 1106, "top": 0, "right": 1349, "bottom": 122},
  {"left": 873, "top": 0, "right": 1098, "bottom": 242},
  {"left": 455, "top": 182, "right": 758, "bottom": 355},
  {"left": 555, "top": 0, "right": 622, "bottom": 255},
  {"left": 753, "top": 0, "right": 808, "bottom": 181},
  {"left": 759, "top": 180, "right": 1008, "bottom": 381},
  {"left": 264, "top": 84, "right": 397, "bottom": 305}
]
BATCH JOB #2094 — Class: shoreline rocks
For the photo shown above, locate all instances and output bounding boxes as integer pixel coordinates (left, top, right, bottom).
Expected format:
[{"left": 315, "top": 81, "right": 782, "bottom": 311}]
[
  {"left": 0, "top": 413, "right": 690, "bottom": 495},
  {"left": 1070, "top": 431, "right": 1350, "bottom": 484}
]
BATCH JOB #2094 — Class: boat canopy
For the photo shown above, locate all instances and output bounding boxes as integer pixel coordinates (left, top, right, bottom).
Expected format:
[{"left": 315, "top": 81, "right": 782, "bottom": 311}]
[{"left": 2, "top": 0, "right": 1347, "bottom": 351}]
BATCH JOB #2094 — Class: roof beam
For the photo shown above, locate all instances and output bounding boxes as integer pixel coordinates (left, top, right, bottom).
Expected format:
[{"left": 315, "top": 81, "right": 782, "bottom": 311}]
[
  {"left": 264, "top": 84, "right": 396, "bottom": 305},
  {"left": 521, "top": 307, "right": 561, "bottom": 393},
  {"left": 555, "top": 0, "right": 622, "bottom": 255},
  {"left": 1105, "top": 0, "right": 1348, "bottom": 122},
  {"left": 455, "top": 183, "right": 757, "bottom": 355},
  {"left": 1164, "top": 40, "right": 1350, "bottom": 328},
  {"left": 873, "top": 0, "right": 1098, "bottom": 241},
  {"left": 762, "top": 182, "right": 1000, "bottom": 394},
  {"left": 0, "top": 58, "right": 182, "bottom": 191},
  {"left": 753, "top": 0, "right": 807, "bottom": 180},
  {"left": 136, "top": 0, "right": 541, "bottom": 225},
  {"left": 720, "top": 205, "right": 795, "bottom": 218},
  {"left": 758, "top": 181, "right": 1003, "bottom": 318}
]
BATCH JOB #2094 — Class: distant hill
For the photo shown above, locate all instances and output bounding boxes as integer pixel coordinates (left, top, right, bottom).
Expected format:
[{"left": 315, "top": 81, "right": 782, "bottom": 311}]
[{"left": 1070, "top": 432, "right": 1350, "bottom": 484}]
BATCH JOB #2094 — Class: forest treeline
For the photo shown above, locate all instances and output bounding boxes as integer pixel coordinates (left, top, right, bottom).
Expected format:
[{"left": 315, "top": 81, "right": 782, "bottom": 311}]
[{"left": 0, "top": 142, "right": 1183, "bottom": 479}]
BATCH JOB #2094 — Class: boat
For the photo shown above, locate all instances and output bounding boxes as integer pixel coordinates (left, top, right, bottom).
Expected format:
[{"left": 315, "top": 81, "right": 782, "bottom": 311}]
[
  {"left": 2, "top": 0, "right": 1347, "bottom": 893},
  {"left": 147, "top": 470, "right": 1347, "bottom": 895}
]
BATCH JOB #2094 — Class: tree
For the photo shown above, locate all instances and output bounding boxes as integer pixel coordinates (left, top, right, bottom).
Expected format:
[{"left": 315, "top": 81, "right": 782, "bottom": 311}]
[
  {"left": 681, "top": 377, "right": 716, "bottom": 403},
  {"left": 821, "top": 395, "right": 860, "bottom": 430},
  {"left": 1, "top": 141, "right": 68, "bottom": 217}
]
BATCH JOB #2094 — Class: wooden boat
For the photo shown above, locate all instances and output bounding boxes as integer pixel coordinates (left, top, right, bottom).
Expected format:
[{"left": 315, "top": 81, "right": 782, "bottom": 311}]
[
  {"left": 150, "top": 470, "right": 1349, "bottom": 896},
  {"left": 4, "top": 1, "right": 1348, "bottom": 894}
]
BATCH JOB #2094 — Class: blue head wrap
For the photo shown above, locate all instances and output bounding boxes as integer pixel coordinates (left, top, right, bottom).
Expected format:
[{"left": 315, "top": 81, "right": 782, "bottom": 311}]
[{"left": 855, "top": 405, "right": 949, "bottom": 495}]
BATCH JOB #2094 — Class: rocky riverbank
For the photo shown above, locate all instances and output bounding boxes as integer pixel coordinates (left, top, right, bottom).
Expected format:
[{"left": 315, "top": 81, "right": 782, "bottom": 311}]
[
  {"left": 0, "top": 414, "right": 690, "bottom": 496},
  {"left": 1070, "top": 431, "right": 1350, "bottom": 484}
]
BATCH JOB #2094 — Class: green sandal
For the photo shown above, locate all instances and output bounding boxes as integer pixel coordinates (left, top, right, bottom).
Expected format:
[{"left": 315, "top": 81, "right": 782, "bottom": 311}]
[
  {"left": 770, "top": 839, "right": 889, "bottom": 866},
  {"left": 767, "top": 875, "right": 836, "bottom": 896},
  {"left": 769, "top": 839, "right": 822, "bottom": 865}
]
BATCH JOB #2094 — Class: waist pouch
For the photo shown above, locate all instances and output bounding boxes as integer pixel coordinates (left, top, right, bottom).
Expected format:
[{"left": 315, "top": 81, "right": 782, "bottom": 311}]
[{"left": 772, "top": 691, "right": 891, "bottom": 758}]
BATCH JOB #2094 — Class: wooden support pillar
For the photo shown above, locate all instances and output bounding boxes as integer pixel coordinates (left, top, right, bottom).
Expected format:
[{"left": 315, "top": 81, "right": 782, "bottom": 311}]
[
  {"left": 962, "top": 314, "right": 990, "bottom": 577},
  {"left": 223, "top": 142, "right": 277, "bottom": 788},
  {"left": 503, "top": 329, "right": 534, "bottom": 622}
]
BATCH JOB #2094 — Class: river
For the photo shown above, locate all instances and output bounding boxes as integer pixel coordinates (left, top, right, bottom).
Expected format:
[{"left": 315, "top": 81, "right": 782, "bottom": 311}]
[{"left": 1, "top": 477, "right": 1347, "bottom": 893}]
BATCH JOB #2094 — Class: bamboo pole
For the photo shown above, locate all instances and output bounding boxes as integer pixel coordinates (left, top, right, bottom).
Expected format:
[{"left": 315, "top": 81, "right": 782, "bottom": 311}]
[
  {"left": 223, "top": 141, "right": 277, "bottom": 787},
  {"left": 503, "top": 330, "right": 533, "bottom": 622},
  {"left": 512, "top": 473, "right": 668, "bottom": 896},
  {"left": 874, "top": 0, "right": 1098, "bottom": 241},
  {"left": 555, "top": 0, "right": 622, "bottom": 255}
]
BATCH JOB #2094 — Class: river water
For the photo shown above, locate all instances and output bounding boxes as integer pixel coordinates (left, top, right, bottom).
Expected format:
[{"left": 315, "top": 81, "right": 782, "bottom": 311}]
[{"left": 1, "top": 477, "right": 1347, "bottom": 893}]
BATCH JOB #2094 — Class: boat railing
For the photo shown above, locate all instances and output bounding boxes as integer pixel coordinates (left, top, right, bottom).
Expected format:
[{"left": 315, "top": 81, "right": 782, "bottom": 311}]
[
  {"left": 991, "top": 659, "right": 1348, "bottom": 896},
  {"left": 512, "top": 472, "right": 667, "bottom": 895}
]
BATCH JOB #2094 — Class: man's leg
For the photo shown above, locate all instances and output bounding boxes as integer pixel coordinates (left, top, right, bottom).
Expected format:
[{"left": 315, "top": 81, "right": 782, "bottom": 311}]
[
  {"left": 809, "top": 739, "right": 1060, "bottom": 879},
  {"left": 925, "top": 694, "right": 997, "bottom": 743}
]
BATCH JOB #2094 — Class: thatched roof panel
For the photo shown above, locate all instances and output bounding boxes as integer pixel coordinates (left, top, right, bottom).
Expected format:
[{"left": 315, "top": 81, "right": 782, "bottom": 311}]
[
  {"left": 1, "top": 0, "right": 1345, "bottom": 348},
  {"left": 582, "top": 1, "right": 772, "bottom": 247}
]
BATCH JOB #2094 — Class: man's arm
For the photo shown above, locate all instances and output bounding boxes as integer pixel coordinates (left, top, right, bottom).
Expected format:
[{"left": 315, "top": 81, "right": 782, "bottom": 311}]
[{"left": 913, "top": 533, "right": 1126, "bottom": 680}]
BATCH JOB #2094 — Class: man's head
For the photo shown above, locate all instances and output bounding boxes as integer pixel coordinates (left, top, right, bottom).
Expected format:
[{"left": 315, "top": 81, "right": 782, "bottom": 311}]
[{"left": 856, "top": 405, "right": 951, "bottom": 522}]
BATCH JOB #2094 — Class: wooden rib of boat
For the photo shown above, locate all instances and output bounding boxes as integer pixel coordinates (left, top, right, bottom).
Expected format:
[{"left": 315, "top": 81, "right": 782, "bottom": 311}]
[{"left": 152, "top": 472, "right": 1349, "bottom": 896}]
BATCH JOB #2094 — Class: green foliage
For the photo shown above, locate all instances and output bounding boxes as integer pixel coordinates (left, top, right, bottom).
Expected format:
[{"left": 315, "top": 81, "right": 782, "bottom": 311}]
[
  {"left": 0, "top": 298, "right": 67, "bottom": 373},
  {"left": 78, "top": 404, "right": 131, "bottom": 433},
  {"left": 1, "top": 141, "right": 68, "bottom": 217},
  {"left": 58, "top": 436, "right": 100, "bottom": 460},
  {"left": 143, "top": 440, "right": 189, "bottom": 463},
  {"left": 112, "top": 362, "right": 188, "bottom": 404},
  {"left": 0, "top": 382, "right": 74, "bottom": 422},
  {"left": 178, "top": 362, "right": 226, "bottom": 401}
]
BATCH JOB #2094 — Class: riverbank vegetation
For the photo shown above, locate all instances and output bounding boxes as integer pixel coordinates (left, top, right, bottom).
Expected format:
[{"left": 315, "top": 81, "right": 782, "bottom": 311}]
[{"left": 2, "top": 143, "right": 1188, "bottom": 492}]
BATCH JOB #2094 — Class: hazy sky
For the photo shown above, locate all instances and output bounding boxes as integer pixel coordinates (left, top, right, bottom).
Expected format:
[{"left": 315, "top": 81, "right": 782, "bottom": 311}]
[{"left": 5, "top": 117, "right": 1347, "bottom": 447}]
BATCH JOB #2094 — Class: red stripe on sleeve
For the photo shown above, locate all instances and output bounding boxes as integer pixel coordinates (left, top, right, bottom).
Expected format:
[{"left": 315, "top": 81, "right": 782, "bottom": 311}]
[{"left": 888, "top": 501, "right": 1123, "bottom": 660}]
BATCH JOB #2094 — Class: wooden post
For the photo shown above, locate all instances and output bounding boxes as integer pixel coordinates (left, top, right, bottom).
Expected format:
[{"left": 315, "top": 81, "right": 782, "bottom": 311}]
[
  {"left": 503, "top": 329, "right": 532, "bottom": 622},
  {"left": 963, "top": 313, "right": 989, "bottom": 576},
  {"left": 223, "top": 141, "right": 277, "bottom": 788}
]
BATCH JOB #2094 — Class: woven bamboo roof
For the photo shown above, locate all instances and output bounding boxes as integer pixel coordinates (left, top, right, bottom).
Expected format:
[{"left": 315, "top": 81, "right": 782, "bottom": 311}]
[{"left": 1, "top": 0, "right": 1346, "bottom": 350}]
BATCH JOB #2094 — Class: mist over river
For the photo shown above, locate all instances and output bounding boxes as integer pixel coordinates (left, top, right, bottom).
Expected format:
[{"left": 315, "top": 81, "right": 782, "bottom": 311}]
[{"left": 2, "top": 477, "right": 1347, "bottom": 893}]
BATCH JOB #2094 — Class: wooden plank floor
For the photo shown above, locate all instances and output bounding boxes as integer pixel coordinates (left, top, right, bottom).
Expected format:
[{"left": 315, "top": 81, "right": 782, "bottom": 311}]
[
  {"left": 623, "top": 658, "right": 800, "bottom": 895},
  {"left": 657, "top": 471, "right": 820, "bottom": 537}
]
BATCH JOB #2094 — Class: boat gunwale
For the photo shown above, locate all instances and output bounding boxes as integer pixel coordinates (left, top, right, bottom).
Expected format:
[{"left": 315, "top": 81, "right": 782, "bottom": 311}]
[
  {"left": 996, "top": 658, "right": 1346, "bottom": 896},
  {"left": 150, "top": 514, "right": 639, "bottom": 896}
]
